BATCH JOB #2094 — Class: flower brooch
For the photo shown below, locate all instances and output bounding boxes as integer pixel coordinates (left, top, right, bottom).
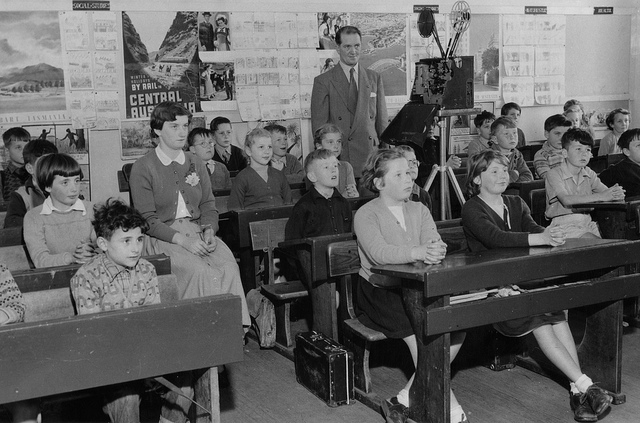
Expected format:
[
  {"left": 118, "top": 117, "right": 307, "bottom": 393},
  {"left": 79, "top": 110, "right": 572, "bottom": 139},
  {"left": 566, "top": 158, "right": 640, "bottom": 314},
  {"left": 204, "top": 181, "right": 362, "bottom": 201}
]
[{"left": 185, "top": 163, "right": 200, "bottom": 187}]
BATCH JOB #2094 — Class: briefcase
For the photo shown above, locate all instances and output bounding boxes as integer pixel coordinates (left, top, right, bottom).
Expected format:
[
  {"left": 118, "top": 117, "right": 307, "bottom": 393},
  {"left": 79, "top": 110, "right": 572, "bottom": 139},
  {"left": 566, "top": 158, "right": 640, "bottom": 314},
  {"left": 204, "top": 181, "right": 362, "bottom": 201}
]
[{"left": 294, "top": 331, "right": 354, "bottom": 407}]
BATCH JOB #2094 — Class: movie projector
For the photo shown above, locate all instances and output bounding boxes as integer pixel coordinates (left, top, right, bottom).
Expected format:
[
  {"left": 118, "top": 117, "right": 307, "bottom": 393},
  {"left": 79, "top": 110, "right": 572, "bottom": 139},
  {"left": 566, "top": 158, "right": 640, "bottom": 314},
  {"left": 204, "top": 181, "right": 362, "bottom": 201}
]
[{"left": 381, "top": 1, "right": 477, "bottom": 219}]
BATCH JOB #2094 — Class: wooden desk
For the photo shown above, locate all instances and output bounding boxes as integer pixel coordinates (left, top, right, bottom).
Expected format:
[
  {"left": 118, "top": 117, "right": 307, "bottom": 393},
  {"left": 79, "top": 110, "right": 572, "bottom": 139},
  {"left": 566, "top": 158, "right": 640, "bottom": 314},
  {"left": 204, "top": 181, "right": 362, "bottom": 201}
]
[
  {"left": 220, "top": 197, "right": 375, "bottom": 292},
  {"left": 280, "top": 233, "right": 356, "bottom": 340},
  {"left": 572, "top": 197, "right": 640, "bottom": 240},
  {"left": 372, "top": 238, "right": 640, "bottom": 423}
]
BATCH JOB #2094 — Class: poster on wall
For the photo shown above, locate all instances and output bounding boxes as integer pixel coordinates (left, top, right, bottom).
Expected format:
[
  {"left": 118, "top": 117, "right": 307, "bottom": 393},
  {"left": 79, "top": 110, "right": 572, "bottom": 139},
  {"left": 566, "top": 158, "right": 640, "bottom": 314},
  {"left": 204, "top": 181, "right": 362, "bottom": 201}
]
[
  {"left": 468, "top": 14, "right": 500, "bottom": 102},
  {"left": 120, "top": 119, "right": 155, "bottom": 159},
  {"left": 0, "top": 12, "right": 68, "bottom": 125},
  {"left": 200, "top": 62, "right": 235, "bottom": 102},
  {"left": 122, "top": 11, "right": 200, "bottom": 119},
  {"left": 316, "top": 12, "right": 407, "bottom": 98}
]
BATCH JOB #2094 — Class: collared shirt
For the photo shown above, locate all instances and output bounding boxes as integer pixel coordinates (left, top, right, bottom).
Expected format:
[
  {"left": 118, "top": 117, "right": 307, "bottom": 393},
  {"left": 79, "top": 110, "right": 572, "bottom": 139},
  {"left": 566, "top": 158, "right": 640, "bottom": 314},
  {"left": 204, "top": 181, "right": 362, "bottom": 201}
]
[
  {"left": 71, "top": 253, "right": 160, "bottom": 314},
  {"left": 339, "top": 61, "right": 358, "bottom": 89},
  {"left": 270, "top": 155, "right": 286, "bottom": 171},
  {"left": 214, "top": 144, "right": 232, "bottom": 162},
  {"left": 155, "top": 146, "right": 191, "bottom": 219},
  {"left": 545, "top": 161, "right": 607, "bottom": 219},
  {"left": 41, "top": 196, "right": 87, "bottom": 216}
]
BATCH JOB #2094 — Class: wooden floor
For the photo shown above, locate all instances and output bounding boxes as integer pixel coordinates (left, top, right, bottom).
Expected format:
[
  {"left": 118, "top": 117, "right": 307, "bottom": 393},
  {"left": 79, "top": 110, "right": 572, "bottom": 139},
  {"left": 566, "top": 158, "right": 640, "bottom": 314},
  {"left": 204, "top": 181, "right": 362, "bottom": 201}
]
[{"left": 4, "top": 322, "right": 640, "bottom": 422}]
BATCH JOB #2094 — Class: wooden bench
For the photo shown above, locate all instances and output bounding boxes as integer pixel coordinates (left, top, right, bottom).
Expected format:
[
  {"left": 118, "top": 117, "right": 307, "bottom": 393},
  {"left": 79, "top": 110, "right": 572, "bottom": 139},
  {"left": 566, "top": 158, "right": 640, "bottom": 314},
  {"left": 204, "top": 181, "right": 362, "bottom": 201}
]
[
  {"left": 5, "top": 255, "right": 241, "bottom": 423},
  {"left": 0, "top": 226, "right": 33, "bottom": 271}
]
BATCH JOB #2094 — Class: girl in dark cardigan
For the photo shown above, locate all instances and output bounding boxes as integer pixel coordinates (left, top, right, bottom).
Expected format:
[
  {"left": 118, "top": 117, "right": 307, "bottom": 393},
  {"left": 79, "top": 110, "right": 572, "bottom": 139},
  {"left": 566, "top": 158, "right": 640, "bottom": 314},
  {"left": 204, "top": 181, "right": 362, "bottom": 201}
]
[{"left": 461, "top": 150, "right": 613, "bottom": 423}]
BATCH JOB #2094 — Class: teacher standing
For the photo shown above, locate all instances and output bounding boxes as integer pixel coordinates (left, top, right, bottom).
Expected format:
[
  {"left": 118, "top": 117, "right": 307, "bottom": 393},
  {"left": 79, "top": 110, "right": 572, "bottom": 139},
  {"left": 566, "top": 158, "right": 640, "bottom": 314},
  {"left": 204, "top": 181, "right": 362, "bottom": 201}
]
[{"left": 311, "top": 25, "right": 388, "bottom": 176}]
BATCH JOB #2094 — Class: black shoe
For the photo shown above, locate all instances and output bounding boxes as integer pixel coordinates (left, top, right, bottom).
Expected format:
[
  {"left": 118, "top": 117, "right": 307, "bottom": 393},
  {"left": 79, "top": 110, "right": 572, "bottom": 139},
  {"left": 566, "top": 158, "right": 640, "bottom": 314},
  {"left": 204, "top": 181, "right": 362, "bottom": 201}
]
[
  {"left": 381, "top": 397, "right": 409, "bottom": 423},
  {"left": 570, "top": 392, "right": 597, "bottom": 422},
  {"left": 583, "top": 385, "right": 613, "bottom": 416}
]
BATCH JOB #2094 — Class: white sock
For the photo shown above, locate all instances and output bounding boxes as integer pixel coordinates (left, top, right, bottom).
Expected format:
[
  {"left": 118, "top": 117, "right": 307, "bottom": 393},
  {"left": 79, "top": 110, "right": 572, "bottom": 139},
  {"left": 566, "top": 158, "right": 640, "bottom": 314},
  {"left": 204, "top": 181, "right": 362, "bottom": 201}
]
[
  {"left": 396, "top": 388, "right": 410, "bottom": 407},
  {"left": 575, "top": 374, "right": 594, "bottom": 393},
  {"left": 451, "top": 404, "right": 467, "bottom": 423},
  {"left": 570, "top": 382, "right": 580, "bottom": 395}
]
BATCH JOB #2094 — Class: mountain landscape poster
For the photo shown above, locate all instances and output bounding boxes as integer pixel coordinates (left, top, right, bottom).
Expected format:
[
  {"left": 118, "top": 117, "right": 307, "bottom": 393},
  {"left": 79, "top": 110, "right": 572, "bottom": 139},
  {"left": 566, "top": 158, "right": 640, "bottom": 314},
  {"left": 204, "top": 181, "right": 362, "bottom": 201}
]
[
  {"left": 122, "top": 11, "right": 201, "bottom": 119},
  {"left": 0, "top": 11, "right": 67, "bottom": 123}
]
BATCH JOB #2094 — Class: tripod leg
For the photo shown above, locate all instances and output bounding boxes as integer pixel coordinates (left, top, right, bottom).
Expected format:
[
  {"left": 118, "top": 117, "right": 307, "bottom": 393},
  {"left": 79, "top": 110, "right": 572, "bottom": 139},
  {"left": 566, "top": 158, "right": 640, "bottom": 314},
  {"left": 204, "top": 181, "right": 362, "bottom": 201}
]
[
  {"left": 423, "top": 164, "right": 440, "bottom": 192},
  {"left": 446, "top": 166, "right": 466, "bottom": 205}
]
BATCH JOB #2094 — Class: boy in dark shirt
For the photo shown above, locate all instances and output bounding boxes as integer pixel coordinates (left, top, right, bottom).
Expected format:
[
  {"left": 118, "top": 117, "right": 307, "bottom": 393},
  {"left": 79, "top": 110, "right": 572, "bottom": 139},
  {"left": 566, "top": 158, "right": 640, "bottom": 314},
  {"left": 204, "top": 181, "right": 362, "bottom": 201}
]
[
  {"left": 4, "top": 139, "right": 57, "bottom": 228},
  {"left": 285, "top": 148, "right": 352, "bottom": 240},
  {"left": 1, "top": 127, "right": 31, "bottom": 201},
  {"left": 599, "top": 128, "right": 640, "bottom": 198}
]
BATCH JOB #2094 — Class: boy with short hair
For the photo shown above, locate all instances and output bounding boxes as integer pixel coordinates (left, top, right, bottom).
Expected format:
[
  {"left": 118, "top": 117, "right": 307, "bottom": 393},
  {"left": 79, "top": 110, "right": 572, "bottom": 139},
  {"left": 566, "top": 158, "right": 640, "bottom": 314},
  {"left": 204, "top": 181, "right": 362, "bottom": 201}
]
[
  {"left": 533, "top": 114, "right": 573, "bottom": 179},
  {"left": 599, "top": 128, "right": 640, "bottom": 198},
  {"left": 264, "top": 124, "right": 304, "bottom": 183},
  {"left": 70, "top": 198, "right": 193, "bottom": 423},
  {"left": 501, "top": 102, "right": 526, "bottom": 149},
  {"left": 4, "top": 139, "right": 58, "bottom": 228},
  {"left": 490, "top": 117, "right": 533, "bottom": 183},
  {"left": 467, "top": 110, "right": 495, "bottom": 158},
  {"left": 545, "top": 128, "right": 625, "bottom": 238},
  {"left": 1, "top": 127, "right": 31, "bottom": 201},
  {"left": 186, "top": 127, "right": 231, "bottom": 190},
  {"left": 285, "top": 148, "right": 352, "bottom": 240},
  {"left": 210, "top": 116, "right": 247, "bottom": 172}
]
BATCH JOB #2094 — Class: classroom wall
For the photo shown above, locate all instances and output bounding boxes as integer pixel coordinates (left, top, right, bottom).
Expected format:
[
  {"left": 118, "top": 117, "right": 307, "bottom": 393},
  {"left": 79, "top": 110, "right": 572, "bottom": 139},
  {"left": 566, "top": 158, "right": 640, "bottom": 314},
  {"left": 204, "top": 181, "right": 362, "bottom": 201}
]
[{"left": 2, "top": 0, "right": 639, "bottom": 203}]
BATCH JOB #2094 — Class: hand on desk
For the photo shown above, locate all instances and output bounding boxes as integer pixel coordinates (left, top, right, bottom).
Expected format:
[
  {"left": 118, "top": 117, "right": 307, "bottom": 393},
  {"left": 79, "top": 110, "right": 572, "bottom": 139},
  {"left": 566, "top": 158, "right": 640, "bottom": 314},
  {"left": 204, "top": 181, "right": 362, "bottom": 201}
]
[
  {"left": 412, "top": 239, "right": 448, "bottom": 264},
  {"left": 603, "top": 184, "right": 626, "bottom": 201},
  {"left": 542, "top": 226, "right": 566, "bottom": 247}
]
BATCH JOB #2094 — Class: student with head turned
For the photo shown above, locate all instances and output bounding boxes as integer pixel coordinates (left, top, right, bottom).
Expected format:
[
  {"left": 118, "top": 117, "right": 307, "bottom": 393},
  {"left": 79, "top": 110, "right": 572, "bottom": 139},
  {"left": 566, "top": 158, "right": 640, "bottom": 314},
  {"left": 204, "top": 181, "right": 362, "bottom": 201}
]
[
  {"left": 490, "top": 117, "right": 533, "bottom": 184},
  {"left": 395, "top": 144, "right": 432, "bottom": 210},
  {"left": 228, "top": 128, "right": 292, "bottom": 210},
  {"left": 599, "top": 128, "right": 640, "bottom": 198},
  {"left": 265, "top": 124, "right": 304, "bottom": 183},
  {"left": 186, "top": 127, "right": 231, "bottom": 190},
  {"left": 312, "top": 123, "right": 358, "bottom": 198},
  {"left": 354, "top": 149, "right": 467, "bottom": 423},
  {"left": 533, "top": 114, "right": 573, "bottom": 180},
  {"left": 563, "top": 99, "right": 595, "bottom": 138},
  {"left": 129, "top": 101, "right": 250, "bottom": 329},
  {"left": 1, "top": 127, "right": 31, "bottom": 201},
  {"left": 23, "top": 153, "right": 96, "bottom": 268},
  {"left": 598, "top": 108, "right": 630, "bottom": 156},
  {"left": 0, "top": 264, "right": 40, "bottom": 423},
  {"left": 462, "top": 149, "right": 615, "bottom": 422},
  {"left": 70, "top": 198, "right": 194, "bottom": 423},
  {"left": 467, "top": 110, "right": 495, "bottom": 158},
  {"left": 210, "top": 116, "right": 247, "bottom": 172},
  {"left": 4, "top": 139, "right": 58, "bottom": 228},
  {"left": 545, "top": 128, "right": 625, "bottom": 238},
  {"left": 501, "top": 102, "right": 526, "bottom": 149}
]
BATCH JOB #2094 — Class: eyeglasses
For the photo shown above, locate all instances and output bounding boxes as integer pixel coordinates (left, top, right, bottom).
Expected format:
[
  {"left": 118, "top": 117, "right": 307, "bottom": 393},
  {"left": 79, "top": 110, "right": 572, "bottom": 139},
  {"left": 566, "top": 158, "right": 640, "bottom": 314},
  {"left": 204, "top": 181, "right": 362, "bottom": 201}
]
[
  {"left": 407, "top": 160, "right": 419, "bottom": 168},
  {"left": 194, "top": 141, "right": 215, "bottom": 148}
]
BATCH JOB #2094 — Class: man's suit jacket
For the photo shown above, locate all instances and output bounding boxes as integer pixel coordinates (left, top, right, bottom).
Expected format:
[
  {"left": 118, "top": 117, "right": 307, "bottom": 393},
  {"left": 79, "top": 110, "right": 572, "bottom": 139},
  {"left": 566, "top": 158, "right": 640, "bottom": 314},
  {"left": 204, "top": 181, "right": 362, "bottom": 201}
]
[{"left": 311, "top": 64, "right": 388, "bottom": 176}]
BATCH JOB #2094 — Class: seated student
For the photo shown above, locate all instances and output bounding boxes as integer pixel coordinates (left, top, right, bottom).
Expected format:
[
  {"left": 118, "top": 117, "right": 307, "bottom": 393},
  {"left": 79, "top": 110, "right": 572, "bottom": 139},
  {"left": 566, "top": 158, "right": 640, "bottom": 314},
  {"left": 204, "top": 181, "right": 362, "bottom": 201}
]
[
  {"left": 467, "top": 110, "right": 496, "bottom": 158},
  {"left": 264, "top": 123, "right": 304, "bottom": 183},
  {"left": 70, "top": 198, "right": 193, "bottom": 423},
  {"left": 1, "top": 127, "right": 31, "bottom": 201},
  {"left": 545, "top": 128, "right": 625, "bottom": 238},
  {"left": 563, "top": 99, "right": 595, "bottom": 139},
  {"left": 490, "top": 117, "right": 533, "bottom": 184},
  {"left": 186, "top": 127, "right": 231, "bottom": 190},
  {"left": 130, "top": 101, "right": 249, "bottom": 328},
  {"left": 23, "top": 153, "right": 96, "bottom": 268},
  {"left": 598, "top": 108, "right": 630, "bottom": 156},
  {"left": 285, "top": 148, "right": 352, "bottom": 240},
  {"left": 395, "top": 145, "right": 432, "bottom": 210},
  {"left": 210, "top": 116, "right": 248, "bottom": 172},
  {"left": 599, "top": 128, "right": 640, "bottom": 198},
  {"left": 354, "top": 149, "right": 467, "bottom": 423},
  {"left": 4, "top": 139, "right": 58, "bottom": 228},
  {"left": 533, "top": 114, "right": 572, "bottom": 179},
  {"left": 311, "top": 123, "right": 358, "bottom": 198},
  {"left": 228, "top": 128, "right": 292, "bottom": 210},
  {"left": 0, "top": 263, "right": 40, "bottom": 423},
  {"left": 461, "top": 150, "right": 614, "bottom": 422},
  {"left": 501, "top": 102, "right": 526, "bottom": 149}
]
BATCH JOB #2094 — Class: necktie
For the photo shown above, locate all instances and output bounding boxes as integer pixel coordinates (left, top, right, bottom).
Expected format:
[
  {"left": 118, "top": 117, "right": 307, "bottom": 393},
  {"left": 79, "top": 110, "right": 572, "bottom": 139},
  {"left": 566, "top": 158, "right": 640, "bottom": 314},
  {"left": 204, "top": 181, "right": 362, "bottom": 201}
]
[
  {"left": 222, "top": 150, "right": 230, "bottom": 163},
  {"left": 349, "top": 67, "right": 358, "bottom": 125}
]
